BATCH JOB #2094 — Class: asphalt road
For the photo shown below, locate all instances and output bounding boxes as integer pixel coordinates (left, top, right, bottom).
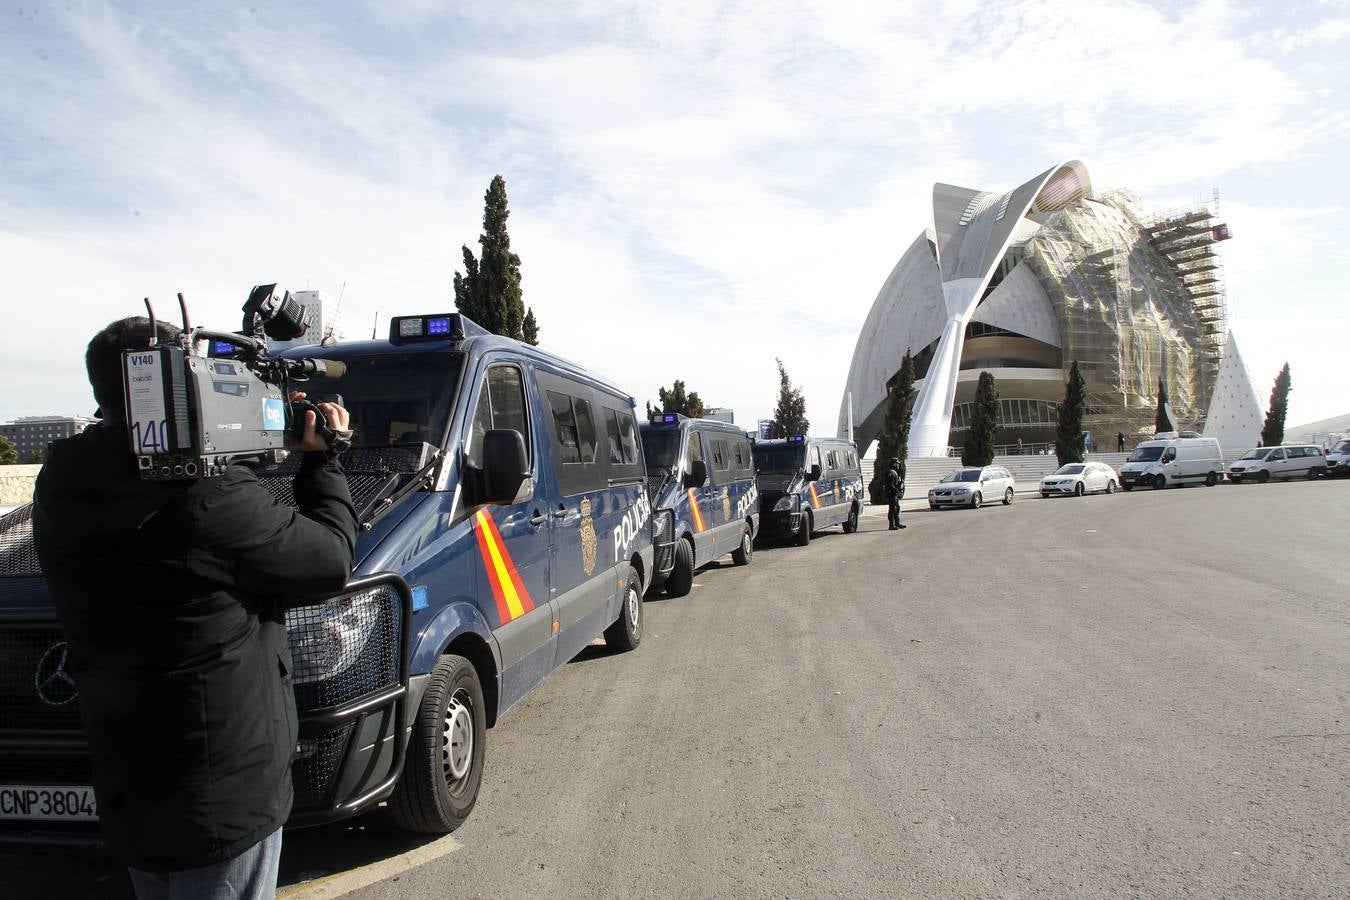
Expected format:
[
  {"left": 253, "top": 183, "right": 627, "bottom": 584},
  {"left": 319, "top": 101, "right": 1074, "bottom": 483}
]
[{"left": 5, "top": 480, "right": 1348, "bottom": 898}]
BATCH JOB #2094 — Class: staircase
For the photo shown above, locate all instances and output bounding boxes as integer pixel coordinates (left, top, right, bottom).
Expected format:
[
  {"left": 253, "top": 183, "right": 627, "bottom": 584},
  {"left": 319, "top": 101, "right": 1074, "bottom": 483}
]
[{"left": 863, "top": 452, "right": 1135, "bottom": 501}]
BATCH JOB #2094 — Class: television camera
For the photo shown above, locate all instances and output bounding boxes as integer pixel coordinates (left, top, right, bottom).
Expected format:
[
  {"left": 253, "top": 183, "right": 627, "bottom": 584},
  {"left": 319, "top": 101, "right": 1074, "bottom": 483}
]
[{"left": 122, "top": 284, "right": 350, "bottom": 480}]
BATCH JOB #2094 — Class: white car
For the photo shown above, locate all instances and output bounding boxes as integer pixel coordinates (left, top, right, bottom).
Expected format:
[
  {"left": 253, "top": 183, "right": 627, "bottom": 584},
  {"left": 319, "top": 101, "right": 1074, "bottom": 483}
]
[
  {"left": 928, "top": 466, "right": 1015, "bottom": 509},
  {"left": 1227, "top": 445, "right": 1326, "bottom": 483},
  {"left": 1039, "top": 462, "right": 1119, "bottom": 497}
]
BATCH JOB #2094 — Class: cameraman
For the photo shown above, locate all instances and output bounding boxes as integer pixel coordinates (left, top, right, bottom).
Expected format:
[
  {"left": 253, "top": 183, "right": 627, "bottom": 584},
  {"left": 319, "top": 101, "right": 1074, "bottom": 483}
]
[{"left": 33, "top": 317, "right": 358, "bottom": 900}]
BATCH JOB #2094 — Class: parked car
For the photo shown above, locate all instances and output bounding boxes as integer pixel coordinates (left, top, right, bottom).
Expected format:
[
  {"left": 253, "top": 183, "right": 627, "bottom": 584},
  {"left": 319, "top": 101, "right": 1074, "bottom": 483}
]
[
  {"left": 1118, "top": 436, "right": 1223, "bottom": 490},
  {"left": 752, "top": 436, "right": 864, "bottom": 546},
  {"left": 1039, "top": 462, "right": 1119, "bottom": 497},
  {"left": 1324, "top": 437, "right": 1350, "bottom": 478},
  {"left": 1227, "top": 445, "right": 1327, "bottom": 482},
  {"left": 928, "top": 466, "right": 1014, "bottom": 509},
  {"left": 638, "top": 413, "right": 759, "bottom": 596}
]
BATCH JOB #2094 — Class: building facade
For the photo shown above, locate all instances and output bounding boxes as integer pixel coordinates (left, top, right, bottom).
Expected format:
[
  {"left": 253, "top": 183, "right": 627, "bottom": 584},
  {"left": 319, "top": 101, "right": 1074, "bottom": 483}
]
[
  {"left": 840, "top": 160, "right": 1253, "bottom": 455},
  {"left": 0, "top": 416, "right": 95, "bottom": 462}
]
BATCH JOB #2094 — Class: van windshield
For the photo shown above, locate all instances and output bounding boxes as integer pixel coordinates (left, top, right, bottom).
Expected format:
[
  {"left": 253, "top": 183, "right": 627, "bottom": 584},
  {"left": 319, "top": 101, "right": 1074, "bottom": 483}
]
[
  {"left": 1330, "top": 439, "right": 1350, "bottom": 455},
  {"left": 1239, "top": 448, "right": 1271, "bottom": 460},
  {"left": 1127, "top": 446, "right": 1165, "bottom": 462},
  {"left": 753, "top": 444, "right": 805, "bottom": 473},
  {"left": 639, "top": 429, "right": 680, "bottom": 469},
  {"left": 284, "top": 349, "right": 462, "bottom": 470}
]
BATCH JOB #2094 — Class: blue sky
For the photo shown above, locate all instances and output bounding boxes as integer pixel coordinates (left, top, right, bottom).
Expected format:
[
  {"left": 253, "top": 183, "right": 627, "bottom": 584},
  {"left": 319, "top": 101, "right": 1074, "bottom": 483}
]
[{"left": 2, "top": 0, "right": 1347, "bottom": 436}]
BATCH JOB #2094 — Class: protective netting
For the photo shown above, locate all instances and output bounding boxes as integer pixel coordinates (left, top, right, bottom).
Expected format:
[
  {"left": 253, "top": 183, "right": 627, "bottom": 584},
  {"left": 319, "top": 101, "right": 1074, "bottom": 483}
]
[
  {"left": 0, "top": 505, "right": 41, "bottom": 578},
  {"left": 286, "top": 585, "right": 402, "bottom": 711}
]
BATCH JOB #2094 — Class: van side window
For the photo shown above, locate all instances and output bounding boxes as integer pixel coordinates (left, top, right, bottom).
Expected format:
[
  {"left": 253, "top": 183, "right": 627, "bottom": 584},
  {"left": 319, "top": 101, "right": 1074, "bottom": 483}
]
[
  {"left": 574, "top": 398, "right": 598, "bottom": 464},
  {"left": 712, "top": 439, "right": 728, "bottom": 472},
  {"left": 687, "top": 432, "right": 704, "bottom": 467},
  {"left": 615, "top": 410, "right": 640, "bottom": 465},
  {"left": 547, "top": 390, "right": 581, "bottom": 464},
  {"left": 810, "top": 446, "right": 822, "bottom": 469},
  {"left": 469, "top": 364, "right": 531, "bottom": 466},
  {"left": 733, "top": 441, "right": 747, "bottom": 471}
]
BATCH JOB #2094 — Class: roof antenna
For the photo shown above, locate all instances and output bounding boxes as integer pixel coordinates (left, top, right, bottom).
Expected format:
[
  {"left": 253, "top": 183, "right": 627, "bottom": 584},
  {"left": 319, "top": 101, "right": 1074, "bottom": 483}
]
[
  {"left": 143, "top": 297, "right": 158, "bottom": 347},
  {"left": 371, "top": 310, "right": 379, "bottom": 340}
]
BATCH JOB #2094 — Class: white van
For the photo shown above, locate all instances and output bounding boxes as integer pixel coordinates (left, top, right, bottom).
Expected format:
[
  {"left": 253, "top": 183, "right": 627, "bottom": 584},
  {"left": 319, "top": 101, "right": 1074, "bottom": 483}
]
[
  {"left": 1227, "top": 445, "right": 1327, "bottom": 482},
  {"left": 1118, "top": 436, "right": 1224, "bottom": 491}
]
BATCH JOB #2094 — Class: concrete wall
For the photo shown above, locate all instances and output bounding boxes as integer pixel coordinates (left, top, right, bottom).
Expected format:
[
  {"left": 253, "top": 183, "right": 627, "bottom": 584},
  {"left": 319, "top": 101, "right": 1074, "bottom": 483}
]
[{"left": 0, "top": 465, "right": 41, "bottom": 509}]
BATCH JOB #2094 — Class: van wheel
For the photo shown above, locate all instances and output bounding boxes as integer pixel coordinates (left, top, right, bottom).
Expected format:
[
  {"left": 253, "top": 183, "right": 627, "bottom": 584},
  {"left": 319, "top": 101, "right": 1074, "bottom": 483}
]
[
  {"left": 1257, "top": 470, "right": 1270, "bottom": 484},
  {"left": 971, "top": 492, "right": 982, "bottom": 509},
  {"left": 665, "top": 538, "right": 695, "bottom": 597},
  {"left": 1152, "top": 475, "right": 1166, "bottom": 490},
  {"left": 1106, "top": 480, "right": 1117, "bottom": 494},
  {"left": 388, "top": 654, "right": 485, "bottom": 834},
  {"left": 1205, "top": 471, "right": 1218, "bottom": 487},
  {"left": 1074, "top": 482, "right": 1084, "bottom": 497},
  {"left": 794, "top": 512, "right": 812, "bottom": 546},
  {"left": 731, "top": 526, "right": 754, "bottom": 565},
  {"left": 842, "top": 503, "right": 860, "bottom": 534},
  {"left": 603, "top": 566, "right": 643, "bottom": 651},
  {"left": 1003, "top": 487, "right": 1014, "bottom": 505}
]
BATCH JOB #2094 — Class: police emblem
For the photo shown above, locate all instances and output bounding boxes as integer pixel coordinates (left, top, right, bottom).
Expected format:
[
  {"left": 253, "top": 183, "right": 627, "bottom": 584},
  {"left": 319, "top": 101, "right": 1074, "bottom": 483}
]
[
  {"left": 722, "top": 490, "right": 732, "bottom": 522},
  {"left": 833, "top": 482, "right": 841, "bottom": 503},
  {"left": 579, "top": 496, "right": 598, "bottom": 576}
]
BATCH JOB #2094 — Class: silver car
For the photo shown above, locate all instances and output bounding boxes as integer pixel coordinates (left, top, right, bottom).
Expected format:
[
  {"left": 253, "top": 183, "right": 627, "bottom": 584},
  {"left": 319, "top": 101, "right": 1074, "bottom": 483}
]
[
  {"left": 1039, "top": 462, "right": 1119, "bottom": 497},
  {"left": 928, "top": 466, "right": 1015, "bottom": 509}
]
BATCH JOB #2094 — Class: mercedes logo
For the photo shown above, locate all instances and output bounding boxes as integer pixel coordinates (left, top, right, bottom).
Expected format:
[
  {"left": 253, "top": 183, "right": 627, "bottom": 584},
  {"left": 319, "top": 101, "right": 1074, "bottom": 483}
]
[{"left": 34, "top": 641, "right": 79, "bottom": 707}]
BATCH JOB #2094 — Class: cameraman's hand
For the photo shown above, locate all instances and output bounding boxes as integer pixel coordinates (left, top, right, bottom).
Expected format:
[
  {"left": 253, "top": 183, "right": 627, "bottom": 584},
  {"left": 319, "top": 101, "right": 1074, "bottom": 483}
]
[{"left": 288, "top": 391, "right": 351, "bottom": 452}]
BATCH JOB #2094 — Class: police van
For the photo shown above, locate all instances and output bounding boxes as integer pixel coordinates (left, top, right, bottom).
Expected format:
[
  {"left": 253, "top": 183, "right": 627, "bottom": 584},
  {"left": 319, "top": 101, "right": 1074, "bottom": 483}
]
[
  {"left": 638, "top": 414, "right": 759, "bottom": 596},
  {"left": 0, "top": 312, "right": 653, "bottom": 840},
  {"left": 752, "top": 436, "right": 864, "bottom": 544}
]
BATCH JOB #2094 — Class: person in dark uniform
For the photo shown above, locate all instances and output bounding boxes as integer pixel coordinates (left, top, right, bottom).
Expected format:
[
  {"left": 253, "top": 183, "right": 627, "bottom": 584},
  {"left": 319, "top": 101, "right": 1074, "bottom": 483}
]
[
  {"left": 885, "top": 457, "right": 905, "bottom": 530},
  {"left": 1117, "top": 431, "right": 1126, "bottom": 452},
  {"left": 33, "top": 317, "right": 358, "bottom": 900}
]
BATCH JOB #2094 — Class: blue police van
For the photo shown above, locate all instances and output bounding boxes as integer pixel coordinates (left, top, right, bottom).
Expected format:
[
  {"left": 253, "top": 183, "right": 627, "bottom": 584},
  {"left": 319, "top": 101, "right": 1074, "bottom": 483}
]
[
  {"left": 0, "top": 312, "right": 653, "bottom": 840},
  {"left": 639, "top": 414, "right": 759, "bottom": 596},
  {"left": 753, "top": 436, "right": 864, "bottom": 544}
]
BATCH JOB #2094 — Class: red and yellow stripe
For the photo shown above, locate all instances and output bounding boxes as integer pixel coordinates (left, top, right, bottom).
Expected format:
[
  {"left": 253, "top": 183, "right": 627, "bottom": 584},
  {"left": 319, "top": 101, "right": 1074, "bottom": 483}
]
[
  {"left": 687, "top": 488, "right": 707, "bottom": 533},
  {"left": 807, "top": 482, "right": 822, "bottom": 509},
  {"left": 473, "top": 509, "right": 535, "bottom": 624}
]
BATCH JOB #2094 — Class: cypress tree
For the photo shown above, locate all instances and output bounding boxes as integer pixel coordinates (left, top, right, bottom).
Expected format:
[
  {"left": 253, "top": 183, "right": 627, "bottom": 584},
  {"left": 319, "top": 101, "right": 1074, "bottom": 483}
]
[
  {"left": 453, "top": 175, "right": 529, "bottom": 339},
  {"left": 1260, "top": 363, "right": 1292, "bottom": 447},
  {"left": 1056, "top": 360, "right": 1086, "bottom": 466},
  {"left": 769, "top": 359, "right": 810, "bottom": 438},
  {"left": 962, "top": 371, "right": 1000, "bottom": 467},
  {"left": 1154, "top": 378, "right": 1174, "bottom": 433},
  {"left": 869, "top": 350, "right": 917, "bottom": 504},
  {"left": 521, "top": 307, "right": 540, "bottom": 346}
]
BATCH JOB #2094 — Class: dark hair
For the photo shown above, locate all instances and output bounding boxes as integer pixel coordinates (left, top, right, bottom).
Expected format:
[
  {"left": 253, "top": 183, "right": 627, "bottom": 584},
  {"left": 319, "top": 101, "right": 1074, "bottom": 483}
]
[{"left": 86, "top": 317, "right": 181, "bottom": 422}]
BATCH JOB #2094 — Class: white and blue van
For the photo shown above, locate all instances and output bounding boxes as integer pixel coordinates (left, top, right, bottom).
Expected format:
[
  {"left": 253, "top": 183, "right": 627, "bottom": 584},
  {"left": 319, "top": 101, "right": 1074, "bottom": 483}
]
[
  {"left": 639, "top": 414, "right": 759, "bottom": 596},
  {"left": 752, "top": 436, "right": 864, "bottom": 544}
]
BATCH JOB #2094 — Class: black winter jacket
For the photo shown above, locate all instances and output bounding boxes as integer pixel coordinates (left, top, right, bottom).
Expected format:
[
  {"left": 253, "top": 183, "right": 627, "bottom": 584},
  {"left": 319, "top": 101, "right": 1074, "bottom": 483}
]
[
  {"left": 32, "top": 424, "right": 357, "bottom": 871},
  {"left": 885, "top": 468, "right": 904, "bottom": 500}
]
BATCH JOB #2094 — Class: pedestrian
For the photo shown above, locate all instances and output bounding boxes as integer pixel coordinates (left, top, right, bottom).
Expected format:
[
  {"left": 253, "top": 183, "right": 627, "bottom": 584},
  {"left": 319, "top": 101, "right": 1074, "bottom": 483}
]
[
  {"left": 1117, "top": 431, "right": 1126, "bottom": 452},
  {"left": 33, "top": 317, "right": 359, "bottom": 900},
  {"left": 885, "top": 457, "right": 906, "bottom": 530},
  {"left": 1016, "top": 437, "right": 1023, "bottom": 454}
]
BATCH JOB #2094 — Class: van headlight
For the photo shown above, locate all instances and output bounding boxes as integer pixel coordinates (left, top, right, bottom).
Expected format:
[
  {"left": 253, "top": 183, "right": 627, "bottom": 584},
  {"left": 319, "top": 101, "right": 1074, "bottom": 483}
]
[
  {"left": 651, "top": 508, "right": 674, "bottom": 541},
  {"left": 286, "top": 588, "right": 385, "bottom": 684},
  {"left": 773, "top": 495, "right": 797, "bottom": 512}
]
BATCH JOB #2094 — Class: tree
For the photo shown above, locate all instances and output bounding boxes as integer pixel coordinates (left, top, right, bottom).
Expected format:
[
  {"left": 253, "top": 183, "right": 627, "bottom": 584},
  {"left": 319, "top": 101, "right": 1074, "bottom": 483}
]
[
  {"left": 1154, "top": 378, "right": 1174, "bottom": 434},
  {"left": 1055, "top": 360, "right": 1086, "bottom": 466},
  {"left": 1260, "top": 362, "right": 1292, "bottom": 447},
  {"left": 24, "top": 447, "right": 45, "bottom": 465},
  {"left": 961, "top": 371, "right": 1000, "bottom": 466},
  {"left": 655, "top": 380, "right": 705, "bottom": 418},
  {"left": 868, "top": 350, "right": 917, "bottom": 504},
  {"left": 453, "top": 175, "right": 535, "bottom": 341},
  {"left": 521, "top": 307, "right": 539, "bottom": 346},
  {"left": 0, "top": 435, "right": 16, "bottom": 465},
  {"left": 769, "top": 358, "right": 809, "bottom": 438}
]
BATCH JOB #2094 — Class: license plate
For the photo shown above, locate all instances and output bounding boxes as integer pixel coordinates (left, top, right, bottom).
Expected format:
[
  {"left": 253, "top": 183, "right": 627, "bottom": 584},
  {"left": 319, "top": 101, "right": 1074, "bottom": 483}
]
[{"left": 0, "top": 785, "right": 98, "bottom": 822}]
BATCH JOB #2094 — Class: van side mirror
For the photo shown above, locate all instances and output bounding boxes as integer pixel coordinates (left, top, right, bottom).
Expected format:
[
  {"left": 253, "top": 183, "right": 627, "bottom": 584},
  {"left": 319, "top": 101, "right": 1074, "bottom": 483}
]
[
  {"left": 808, "top": 464, "right": 822, "bottom": 482},
  {"left": 481, "top": 429, "right": 529, "bottom": 503},
  {"left": 685, "top": 459, "right": 709, "bottom": 489}
]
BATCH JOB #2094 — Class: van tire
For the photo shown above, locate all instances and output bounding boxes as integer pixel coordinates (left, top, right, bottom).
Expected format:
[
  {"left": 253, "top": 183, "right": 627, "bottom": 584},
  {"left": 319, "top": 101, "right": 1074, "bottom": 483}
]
[
  {"left": 1205, "top": 471, "right": 1218, "bottom": 487},
  {"left": 603, "top": 566, "right": 643, "bottom": 651},
  {"left": 665, "top": 538, "right": 695, "bottom": 597},
  {"left": 731, "top": 526, "right": 754, "bottom": 565},
  {"left": 1257, "top": 470, "right": 1270, "bottom": 484},
  {"left": 794, "top": 512, "right": 812, "bottom": 546},
  {"left": 842, "top": 503, "right": 859, "bottom": 534},
  {"left": 1152, "top": 475, "right": 1166, "bottom": 490},
  {"left": 388, "top": 654, "right": 485, "bottom": 834}
]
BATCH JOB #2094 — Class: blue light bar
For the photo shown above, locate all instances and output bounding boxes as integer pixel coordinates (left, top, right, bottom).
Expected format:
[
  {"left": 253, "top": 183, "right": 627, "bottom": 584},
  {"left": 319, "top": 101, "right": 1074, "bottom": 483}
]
[
  {"left": 427, "top": 316, "right": 451, "bottom": 336},
  {"left": 789, "top": 435, "right": 805, "bottom": 443}
]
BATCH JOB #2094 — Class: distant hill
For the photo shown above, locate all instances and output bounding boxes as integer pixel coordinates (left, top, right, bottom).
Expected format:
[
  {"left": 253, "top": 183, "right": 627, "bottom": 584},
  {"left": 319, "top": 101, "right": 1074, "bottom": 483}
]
[{"left": 1284, "top": 413, "right": 1350, "bottom": 444}]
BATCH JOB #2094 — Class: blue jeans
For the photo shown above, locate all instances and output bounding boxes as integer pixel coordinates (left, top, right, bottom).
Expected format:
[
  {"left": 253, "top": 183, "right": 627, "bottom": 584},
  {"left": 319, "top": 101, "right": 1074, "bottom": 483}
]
[{"left": 127, "top": 827, "right": 283, "bottom": 900}]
